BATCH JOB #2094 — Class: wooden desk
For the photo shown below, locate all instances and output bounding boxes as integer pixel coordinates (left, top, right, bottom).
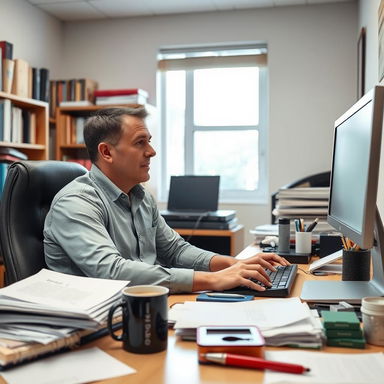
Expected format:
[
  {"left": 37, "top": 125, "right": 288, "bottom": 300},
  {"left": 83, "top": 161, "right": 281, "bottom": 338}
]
[
  {"left": 174, "top": 225, "right": 244, "bottom": 256},
  {"left": 78, "top": 261, "right": 383, "bottom": 384}
]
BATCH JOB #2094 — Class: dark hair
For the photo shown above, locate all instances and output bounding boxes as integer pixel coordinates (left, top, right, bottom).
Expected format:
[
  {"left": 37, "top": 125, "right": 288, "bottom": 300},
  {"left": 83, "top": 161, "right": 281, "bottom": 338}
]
[{"left": 83, "top": 106, "right": 148, "bottom": 163}]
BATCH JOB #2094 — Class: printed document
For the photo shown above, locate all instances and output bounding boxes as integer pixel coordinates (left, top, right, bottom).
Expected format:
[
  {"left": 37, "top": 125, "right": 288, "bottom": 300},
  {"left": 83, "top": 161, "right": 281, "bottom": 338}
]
[
  {"left": 264, "top": 350, "right": 384, "bottom": 384},
  {"left": 1, "top": 347, "right": 136, "bottom": 384},
  {"left": 171, "top": 297, "right": 310, "bottom": 331}
]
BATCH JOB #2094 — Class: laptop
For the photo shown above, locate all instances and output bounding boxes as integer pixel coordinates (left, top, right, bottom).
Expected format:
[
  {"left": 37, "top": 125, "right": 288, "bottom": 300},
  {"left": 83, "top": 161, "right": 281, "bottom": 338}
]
[{"left": 160, "top": 175, "right": 236, "bottom": 223}]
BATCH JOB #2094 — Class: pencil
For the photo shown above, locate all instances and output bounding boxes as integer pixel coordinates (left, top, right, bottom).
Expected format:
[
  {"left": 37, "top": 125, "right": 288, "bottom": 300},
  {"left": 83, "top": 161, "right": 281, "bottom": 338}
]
[{"left": 341, "top": 236, "right": 348, "bottom": 250}]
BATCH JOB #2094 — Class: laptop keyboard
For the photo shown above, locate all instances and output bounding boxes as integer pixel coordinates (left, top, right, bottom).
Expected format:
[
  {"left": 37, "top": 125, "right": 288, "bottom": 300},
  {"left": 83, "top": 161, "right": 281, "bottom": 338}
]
[{"left": 223, "top": 264, "right": 298, "bottom": 297}]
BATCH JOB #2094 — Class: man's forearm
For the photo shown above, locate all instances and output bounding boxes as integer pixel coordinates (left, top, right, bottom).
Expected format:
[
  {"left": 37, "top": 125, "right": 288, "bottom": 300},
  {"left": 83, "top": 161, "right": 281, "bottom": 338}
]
[{"left": 209, "top": 254, "right": 237, "bottom": 272}]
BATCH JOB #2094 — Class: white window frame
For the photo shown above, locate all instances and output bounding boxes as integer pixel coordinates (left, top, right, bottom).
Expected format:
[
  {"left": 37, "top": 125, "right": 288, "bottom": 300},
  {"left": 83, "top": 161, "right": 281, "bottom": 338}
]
[{"left": 158, "top": 43, "right": 268, "bottom": 204}]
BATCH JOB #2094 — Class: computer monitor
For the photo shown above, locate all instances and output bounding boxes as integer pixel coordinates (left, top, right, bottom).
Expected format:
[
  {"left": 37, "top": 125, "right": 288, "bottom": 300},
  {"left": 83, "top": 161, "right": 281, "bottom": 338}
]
[{"left": 301, "top": 85, "right": 384, "bottom": 303}]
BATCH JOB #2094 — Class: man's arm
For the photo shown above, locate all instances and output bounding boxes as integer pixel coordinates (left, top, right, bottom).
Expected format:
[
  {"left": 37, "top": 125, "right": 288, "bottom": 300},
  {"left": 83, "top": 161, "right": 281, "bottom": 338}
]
[{"left": 193, "top": 253, "right": 290, "bottom": 292}]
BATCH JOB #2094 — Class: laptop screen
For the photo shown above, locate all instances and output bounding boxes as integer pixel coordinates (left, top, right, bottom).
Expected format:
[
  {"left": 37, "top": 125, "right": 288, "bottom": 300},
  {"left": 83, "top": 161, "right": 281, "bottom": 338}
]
[{"left": 167, "top": 175, "right": 220, "bottom": 212}]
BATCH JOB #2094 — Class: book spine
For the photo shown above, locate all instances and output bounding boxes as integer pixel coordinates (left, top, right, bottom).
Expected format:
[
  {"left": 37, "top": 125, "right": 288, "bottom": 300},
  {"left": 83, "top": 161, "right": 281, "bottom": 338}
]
[
  {"left": 325, "top": 329, "right": 363, "bottom": 338},
  {"left": 94, "top": 88, "right": 147, "bottom": 97},
  {"left": 0, "top": 41, "right": 13, "bottom": 60},
  {"left": 326, "top": 338, "right": 366, "bottom": 349}
]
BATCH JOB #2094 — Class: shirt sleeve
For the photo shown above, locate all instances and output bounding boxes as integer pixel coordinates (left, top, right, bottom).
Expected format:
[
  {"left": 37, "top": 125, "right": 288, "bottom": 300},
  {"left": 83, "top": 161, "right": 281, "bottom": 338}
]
[
  {"left": 150, "top": 195, "right": 216, "bottom": 272},
  {"left": 44, "top": 191, "right": 213, "bottom": 293}
]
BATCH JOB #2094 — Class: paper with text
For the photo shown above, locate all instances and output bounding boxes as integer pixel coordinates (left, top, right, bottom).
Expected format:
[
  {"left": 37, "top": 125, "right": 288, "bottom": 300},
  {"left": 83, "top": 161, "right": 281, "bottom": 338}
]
[
  {"left": 1, "top": 347, "right": 136, "bottom": 384},
  {"left": 264, "top": 350, "right": 384, "bottom": 384},
  {"left": 171, "top": 297, "right": 310, "bottom": 331}
]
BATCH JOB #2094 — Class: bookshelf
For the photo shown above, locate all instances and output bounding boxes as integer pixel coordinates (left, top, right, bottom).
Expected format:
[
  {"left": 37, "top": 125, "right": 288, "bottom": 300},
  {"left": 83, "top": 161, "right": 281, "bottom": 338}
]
[
  {"left": 0, "top": 91, "right": 49, "bottom": 160},
  {"left": 55, "top": 104, "right": 155, "bottom": 164}
]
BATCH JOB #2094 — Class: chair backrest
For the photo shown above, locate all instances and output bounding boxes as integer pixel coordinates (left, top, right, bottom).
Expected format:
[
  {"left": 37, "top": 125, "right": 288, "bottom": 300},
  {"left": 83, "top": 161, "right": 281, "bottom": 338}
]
[{"left": 0, "top": 160, "right": 87, "bottom": 285}]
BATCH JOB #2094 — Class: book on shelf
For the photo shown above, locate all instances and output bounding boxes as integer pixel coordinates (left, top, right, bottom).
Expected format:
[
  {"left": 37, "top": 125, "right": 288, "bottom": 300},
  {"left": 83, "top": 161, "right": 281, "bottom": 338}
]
[
  {"left": 50, "top": 78, "right": 98, "bottom": 117},
  {"left": 59, "top": 100, "right": 93, "bottom": 107},
  {"left": 94, "top": 88, "right": 148, "bottom": 98},
  {"left": 2, "top": 58, "right": 14, "bottom": 94},
  {"left": 0, "top": 41, "right": 13, "bottom": 60},
  {"left": 59, "top": 114, "right": 86, "bottom": 145},
  {"left": 0, "top": 99, "right": 12, "bottom": 142},
  {"left": 11, "top": 58, "right": 30, "bottom": 99},
  {"left": 39, "top": 68, "right": 50, "bottom": 102},
  {"left": 0, "top": 147, "right": 28, "bottom": 161},
  {"left": 31, "top": 67, "right": 40, "bottom": 100},
  {"left": 95, "top": 88, "right": 148, "bottom": 106},
  {"left": 96, "top": 94, "right": 147, "bottom": 105}
]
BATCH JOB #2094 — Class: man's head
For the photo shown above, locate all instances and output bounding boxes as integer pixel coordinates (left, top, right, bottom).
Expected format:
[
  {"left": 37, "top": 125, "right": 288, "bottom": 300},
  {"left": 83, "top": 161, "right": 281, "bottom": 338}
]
[
  {"left": 84, "top": 106, "right": 148, "bottom": 163},
  {"left": 84, "top": 107, "right": 156, "bottom": 192}
]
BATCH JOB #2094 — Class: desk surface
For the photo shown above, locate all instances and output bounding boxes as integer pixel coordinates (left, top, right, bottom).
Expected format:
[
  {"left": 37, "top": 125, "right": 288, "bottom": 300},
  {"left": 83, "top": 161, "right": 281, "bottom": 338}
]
[
  {"left": 85, "top": 252, "right": 383, "bottom": 384},
  {"left": 2, "top": 247, "right": 383, "bottom": 384}
]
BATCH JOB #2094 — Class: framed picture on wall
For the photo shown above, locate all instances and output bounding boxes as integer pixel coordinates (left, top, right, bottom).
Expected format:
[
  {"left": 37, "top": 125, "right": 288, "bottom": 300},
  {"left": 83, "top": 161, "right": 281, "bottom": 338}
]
[
  {"left": 357, "top": 27, "right": 366, "bottom": 99},
  {"left": 379, "top": 0, "right": 384, "bottom": 83}
]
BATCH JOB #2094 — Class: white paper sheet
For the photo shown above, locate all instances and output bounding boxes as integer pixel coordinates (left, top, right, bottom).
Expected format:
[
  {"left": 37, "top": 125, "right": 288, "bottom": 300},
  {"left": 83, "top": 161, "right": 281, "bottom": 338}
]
[
  {"left": 263, "top": 350, "right": 384, "bottom": 384},
  {"left": 171, "top": 297, "right": 310, "bottom": 331},
  {"left": 1, "top": 347, "right": 136, "bottom": 384}
]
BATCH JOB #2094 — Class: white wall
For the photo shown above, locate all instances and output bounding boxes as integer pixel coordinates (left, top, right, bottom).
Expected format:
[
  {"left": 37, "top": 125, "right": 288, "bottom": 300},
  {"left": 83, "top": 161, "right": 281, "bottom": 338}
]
[
  {"left": 358, "top": 0, "right": 381, "bottom": 91},
  {"left": 0, "top": 0, "right": 63, "bottom": 77},
  {"left": 61, "top": 2, "right": 358, "bottom": 245}
]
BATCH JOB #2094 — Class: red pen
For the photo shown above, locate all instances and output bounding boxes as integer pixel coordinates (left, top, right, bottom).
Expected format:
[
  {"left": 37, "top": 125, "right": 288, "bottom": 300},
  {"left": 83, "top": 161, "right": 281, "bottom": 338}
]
[{"left": 203, "top": 353, "right": 310, "bottom": 374}]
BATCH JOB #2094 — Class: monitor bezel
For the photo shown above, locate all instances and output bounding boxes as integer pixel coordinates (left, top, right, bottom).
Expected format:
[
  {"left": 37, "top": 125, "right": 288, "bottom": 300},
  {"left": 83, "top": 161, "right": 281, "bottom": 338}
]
[{"left": 327, "top": 86, "right": 384, "bottom": 249}]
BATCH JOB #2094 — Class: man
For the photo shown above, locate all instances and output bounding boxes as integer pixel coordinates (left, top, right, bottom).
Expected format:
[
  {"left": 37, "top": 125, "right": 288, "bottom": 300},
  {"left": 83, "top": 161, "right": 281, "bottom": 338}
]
[{"left": 44, "top": 107, "right": 288, "bottom": 293}]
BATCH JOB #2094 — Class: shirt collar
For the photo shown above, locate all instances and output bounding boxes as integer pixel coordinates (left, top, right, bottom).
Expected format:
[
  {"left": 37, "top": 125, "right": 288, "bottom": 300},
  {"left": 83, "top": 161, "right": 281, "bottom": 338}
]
[{"left": 89, "top": 164, "right": 145, "bottom": 205}]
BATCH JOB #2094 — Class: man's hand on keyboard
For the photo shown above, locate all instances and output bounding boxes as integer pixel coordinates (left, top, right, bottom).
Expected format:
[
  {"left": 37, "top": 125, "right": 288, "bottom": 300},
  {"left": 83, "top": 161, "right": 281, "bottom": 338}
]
[{"left": 194, "top": 253, "right": 290, "bottom": 292}]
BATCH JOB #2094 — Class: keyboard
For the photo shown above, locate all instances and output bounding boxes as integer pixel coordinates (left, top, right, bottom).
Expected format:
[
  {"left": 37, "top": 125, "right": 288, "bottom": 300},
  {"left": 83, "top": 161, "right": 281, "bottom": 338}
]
[{"left": 223, "top": 264, "right": 298, "bottom": 297}]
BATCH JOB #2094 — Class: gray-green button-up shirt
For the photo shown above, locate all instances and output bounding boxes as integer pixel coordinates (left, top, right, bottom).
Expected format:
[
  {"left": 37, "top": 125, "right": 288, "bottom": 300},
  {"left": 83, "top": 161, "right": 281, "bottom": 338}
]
[{"left": 43, "top": 165, "right": 215, "bottom": 293}]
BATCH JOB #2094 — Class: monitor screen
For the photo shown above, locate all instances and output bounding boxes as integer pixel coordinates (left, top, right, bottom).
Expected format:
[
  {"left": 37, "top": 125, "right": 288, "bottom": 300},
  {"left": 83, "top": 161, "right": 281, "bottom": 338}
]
[
  {"left": 301, "top": 86, "right": 384, "bottom": 303},
  {"left": 328, "top": 86, "right": 384, "bottom": 249},
  {"left": 167, "top": 175, "right": 220, "bottom": 211}
]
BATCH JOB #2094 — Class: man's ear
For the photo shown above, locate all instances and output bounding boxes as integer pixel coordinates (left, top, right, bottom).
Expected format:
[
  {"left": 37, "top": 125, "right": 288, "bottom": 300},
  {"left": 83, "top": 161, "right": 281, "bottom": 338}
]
[{"left": 98, "top": 142, "right": 113, "bottom": 163}]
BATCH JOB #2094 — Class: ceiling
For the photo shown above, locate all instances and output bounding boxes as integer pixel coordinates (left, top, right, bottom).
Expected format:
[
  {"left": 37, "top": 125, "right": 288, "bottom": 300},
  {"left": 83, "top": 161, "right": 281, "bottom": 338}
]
[{"left": 26, "top": 0, "right": 353, "bottom": 22}]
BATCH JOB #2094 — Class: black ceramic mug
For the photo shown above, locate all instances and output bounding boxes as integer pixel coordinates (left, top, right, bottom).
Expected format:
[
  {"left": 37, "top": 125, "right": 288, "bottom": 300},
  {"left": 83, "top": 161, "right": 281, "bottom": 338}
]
[{"left": 107, "top": 285, "right": 169, "bottom": 354}]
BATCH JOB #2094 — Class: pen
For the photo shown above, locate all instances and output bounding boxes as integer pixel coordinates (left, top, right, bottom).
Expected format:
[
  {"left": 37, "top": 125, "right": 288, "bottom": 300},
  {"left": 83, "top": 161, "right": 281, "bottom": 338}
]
[
  {"left": 306, "top": 218, "right": 319, "bottom": 232},
  {"left": 203, "top": 353, "right": 310, "bottom": 374},
  {"left": 206, "top": 293, "right": 246, "bottom": 298}
]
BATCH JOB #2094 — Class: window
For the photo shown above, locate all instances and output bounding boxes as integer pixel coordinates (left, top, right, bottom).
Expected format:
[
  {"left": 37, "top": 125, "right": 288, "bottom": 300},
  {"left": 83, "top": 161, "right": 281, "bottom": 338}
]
[{"left": 157, "top": 43, "right": 268, "bottom": 203}]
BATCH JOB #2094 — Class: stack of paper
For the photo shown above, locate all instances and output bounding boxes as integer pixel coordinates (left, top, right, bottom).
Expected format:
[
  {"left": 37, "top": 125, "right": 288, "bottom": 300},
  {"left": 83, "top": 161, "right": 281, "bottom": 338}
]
[
  {"left": 272, "top": 187, "right": 334, "bottom": 234},
  {"left": 0, "top": 269, "right": 128, "bottom": 344},
  {"left": 169, "top": 297, "right": 324, "bottom": 348}
]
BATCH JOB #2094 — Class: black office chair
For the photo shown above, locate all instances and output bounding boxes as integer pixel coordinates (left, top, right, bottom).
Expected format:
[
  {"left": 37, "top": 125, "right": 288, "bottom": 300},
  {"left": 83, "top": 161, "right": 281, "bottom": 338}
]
[
  {"left": 271, "top": 171, "right": 331, "bottom": 223},
  {"left": 0, "top": 160, "right": 87, "bottom": 285}
]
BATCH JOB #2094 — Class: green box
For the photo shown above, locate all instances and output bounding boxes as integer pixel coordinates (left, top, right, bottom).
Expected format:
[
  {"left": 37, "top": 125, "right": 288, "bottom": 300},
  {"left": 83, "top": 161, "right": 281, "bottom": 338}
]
[
  {"left": 326, "top": 329, "right": 363, "bottom": 339},
  {"left": 321, "top": 311, "right": 360, "bottom": 330}
]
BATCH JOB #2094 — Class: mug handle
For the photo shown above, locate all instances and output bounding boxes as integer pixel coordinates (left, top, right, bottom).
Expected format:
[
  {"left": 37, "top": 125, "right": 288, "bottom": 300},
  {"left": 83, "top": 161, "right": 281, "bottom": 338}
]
[{"left": 108, "top": 301, "right": 126, "bottom": 341}]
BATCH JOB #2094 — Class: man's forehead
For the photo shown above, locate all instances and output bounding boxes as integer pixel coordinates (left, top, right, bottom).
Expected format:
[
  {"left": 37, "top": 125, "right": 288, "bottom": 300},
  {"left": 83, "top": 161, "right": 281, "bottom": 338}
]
[{"left": 121, "top": 115, "right": 150, "bottom": 137}]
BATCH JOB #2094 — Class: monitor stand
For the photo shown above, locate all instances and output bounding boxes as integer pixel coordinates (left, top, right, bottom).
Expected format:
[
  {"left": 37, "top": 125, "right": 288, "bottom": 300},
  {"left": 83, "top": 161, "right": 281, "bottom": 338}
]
[{"left": 300, "top": 209, "right": 384, "bottom": 304}]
